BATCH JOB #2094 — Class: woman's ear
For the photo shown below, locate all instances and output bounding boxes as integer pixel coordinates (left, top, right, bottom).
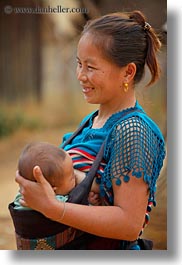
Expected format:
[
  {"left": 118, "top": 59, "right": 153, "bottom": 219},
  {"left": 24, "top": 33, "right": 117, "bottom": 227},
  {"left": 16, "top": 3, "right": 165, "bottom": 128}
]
[{"left": 124, "top": 63, "right": 137, "bottom": 82}]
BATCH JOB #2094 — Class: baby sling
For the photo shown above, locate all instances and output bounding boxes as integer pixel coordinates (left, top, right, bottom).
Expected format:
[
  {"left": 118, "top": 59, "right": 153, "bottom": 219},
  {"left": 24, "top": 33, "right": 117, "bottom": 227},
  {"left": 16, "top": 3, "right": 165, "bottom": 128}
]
[
  {"left": 8, "top": 108, "right": 153, "bottom": 250},
  {"left": 8, "top": 112, "right": 106, "bottom": 250}
]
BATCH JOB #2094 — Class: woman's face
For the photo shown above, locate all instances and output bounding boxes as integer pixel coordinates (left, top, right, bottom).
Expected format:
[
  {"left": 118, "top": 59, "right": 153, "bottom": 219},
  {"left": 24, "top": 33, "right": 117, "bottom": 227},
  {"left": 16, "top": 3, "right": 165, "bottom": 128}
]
[{"left": 76, "top": 33, "right": 127, "bottom": 105}]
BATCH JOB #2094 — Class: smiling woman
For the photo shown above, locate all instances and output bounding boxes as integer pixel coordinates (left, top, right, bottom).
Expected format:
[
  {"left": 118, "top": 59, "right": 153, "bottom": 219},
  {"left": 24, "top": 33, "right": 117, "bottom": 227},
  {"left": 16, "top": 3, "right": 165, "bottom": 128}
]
[
  {"left": 76, "top": 36, "right": 136, "bottom": 111},
  {"left": 14, "top": 10, "right": 166, "bottom": 250}
]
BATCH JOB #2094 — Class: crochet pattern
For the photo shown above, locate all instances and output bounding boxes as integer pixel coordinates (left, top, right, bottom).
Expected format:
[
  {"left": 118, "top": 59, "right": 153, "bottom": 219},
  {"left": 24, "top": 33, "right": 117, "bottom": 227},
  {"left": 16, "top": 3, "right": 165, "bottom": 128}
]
[{"left": 100, "top": 115, "right": 165, "bottom": 205}]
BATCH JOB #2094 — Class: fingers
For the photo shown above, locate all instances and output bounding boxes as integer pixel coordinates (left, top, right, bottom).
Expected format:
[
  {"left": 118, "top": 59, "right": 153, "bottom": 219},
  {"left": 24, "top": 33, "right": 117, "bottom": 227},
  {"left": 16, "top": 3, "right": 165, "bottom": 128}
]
[
  {"left": 16, "top": 167, "right": 47, "bottom": 186},
  {"left": 88, "top": 191, "right": 101, "bottom": 205},
  {"left": 15, "top": 170, "right": 26, "bottom": 186},
  {"left": 19, "top": 197, "right": 28, "bottom": 207},
  {"left": 89, "top": 192, "right": 99, "bottom": 199},
  {"left": 33, "top": 166, "right": 47, "bottom": 184}
]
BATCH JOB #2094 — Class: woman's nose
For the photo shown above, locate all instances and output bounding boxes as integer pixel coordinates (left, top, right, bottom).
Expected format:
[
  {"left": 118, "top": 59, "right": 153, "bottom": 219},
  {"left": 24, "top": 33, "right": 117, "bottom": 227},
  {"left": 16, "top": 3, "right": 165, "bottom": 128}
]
[{"left": 77, "top": 68, "right": 88, "bottom": 82}]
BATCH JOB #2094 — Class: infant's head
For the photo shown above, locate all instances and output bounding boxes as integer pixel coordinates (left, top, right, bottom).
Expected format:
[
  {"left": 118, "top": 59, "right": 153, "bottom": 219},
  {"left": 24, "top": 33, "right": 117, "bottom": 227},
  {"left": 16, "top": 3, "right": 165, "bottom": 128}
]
[{"left": 18, "top": 142, "right": 75, "bottom": 195}]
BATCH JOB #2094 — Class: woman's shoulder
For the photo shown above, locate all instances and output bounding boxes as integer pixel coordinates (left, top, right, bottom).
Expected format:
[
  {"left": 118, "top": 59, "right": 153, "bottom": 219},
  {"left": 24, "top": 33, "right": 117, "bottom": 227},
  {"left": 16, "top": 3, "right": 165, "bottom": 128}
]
[
  {"left": 110, "top": 104, "right": 165, "bottom": 142},
  {"left": 104, "top": 105, "right": 166, "bottom": 162}
]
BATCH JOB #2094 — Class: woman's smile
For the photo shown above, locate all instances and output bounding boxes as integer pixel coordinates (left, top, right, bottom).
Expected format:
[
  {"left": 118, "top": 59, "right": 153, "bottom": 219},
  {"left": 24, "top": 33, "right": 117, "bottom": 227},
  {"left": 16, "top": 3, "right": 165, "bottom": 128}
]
[{"left": 82, "top": 86, "right": 94, "bottom": 94}]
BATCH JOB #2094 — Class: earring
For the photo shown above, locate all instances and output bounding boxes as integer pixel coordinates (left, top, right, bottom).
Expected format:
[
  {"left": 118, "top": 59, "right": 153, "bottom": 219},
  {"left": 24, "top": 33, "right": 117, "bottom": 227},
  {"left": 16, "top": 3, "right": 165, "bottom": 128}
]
[{"left": 123, "top": 83, "right": 129, "bottom": 92}]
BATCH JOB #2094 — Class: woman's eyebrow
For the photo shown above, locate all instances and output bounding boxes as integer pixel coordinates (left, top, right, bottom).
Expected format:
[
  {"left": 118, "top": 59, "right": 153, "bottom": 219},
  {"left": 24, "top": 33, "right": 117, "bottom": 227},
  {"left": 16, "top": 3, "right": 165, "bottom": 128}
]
[{"left": 76, "top": 56, "right": 98, "bottom": 65}]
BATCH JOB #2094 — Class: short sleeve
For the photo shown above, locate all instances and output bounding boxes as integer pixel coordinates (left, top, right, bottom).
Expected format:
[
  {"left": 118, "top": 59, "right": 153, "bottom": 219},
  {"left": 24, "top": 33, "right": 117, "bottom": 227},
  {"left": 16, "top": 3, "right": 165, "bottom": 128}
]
[{"left": 103, "top": 115, "right": 166, "bottom": 202}]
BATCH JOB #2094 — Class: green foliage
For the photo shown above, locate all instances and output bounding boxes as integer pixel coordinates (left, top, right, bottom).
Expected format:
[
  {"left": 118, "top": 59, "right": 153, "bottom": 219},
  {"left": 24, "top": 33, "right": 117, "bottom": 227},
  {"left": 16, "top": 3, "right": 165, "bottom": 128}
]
[{"left": 0, "top": 109, "right": 39, "bottom": 138}]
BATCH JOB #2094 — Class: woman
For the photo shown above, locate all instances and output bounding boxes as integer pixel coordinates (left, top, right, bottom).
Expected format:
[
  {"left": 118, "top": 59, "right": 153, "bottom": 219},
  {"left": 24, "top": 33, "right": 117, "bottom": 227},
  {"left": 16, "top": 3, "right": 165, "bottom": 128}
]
[{"left": 15, "top": 10, "right": 166, "bottom": 250}]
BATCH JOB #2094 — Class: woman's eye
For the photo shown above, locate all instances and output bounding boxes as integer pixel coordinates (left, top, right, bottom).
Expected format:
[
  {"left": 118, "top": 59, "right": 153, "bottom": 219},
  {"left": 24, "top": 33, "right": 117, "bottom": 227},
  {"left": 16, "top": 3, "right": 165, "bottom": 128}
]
[
  {"left": 76, "top": 61, "right": 96, "bottom": 71},
  {"left": 76, "top": 61, "right": 82, "bottom": 67},
  {"left": 88, "top": 66, "right": 95, "bottom": 70}
]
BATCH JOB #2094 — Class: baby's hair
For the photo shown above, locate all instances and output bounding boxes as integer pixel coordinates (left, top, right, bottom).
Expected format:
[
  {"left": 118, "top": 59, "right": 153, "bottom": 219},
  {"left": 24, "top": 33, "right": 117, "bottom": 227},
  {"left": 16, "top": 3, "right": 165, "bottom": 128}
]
[
  {"left": 82, "top": 10, "right": 161, "bottom": 87},
  {"left": 18, "top": 142, "right": 67, "bottom": 187}
]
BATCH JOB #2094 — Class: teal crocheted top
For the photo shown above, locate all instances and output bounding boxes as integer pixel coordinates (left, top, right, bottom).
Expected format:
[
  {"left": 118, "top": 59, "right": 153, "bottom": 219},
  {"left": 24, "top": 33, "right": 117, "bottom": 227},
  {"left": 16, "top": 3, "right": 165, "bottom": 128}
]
[{"left": 61, "top": 101, "right": 166, "bottom": 210}]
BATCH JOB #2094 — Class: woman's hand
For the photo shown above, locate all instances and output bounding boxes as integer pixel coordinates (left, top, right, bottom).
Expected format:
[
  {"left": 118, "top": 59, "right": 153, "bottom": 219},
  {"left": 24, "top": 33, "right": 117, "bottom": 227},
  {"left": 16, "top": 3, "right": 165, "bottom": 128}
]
[{"left": 15, "top": 166, "right": 57, "bottom": 217}]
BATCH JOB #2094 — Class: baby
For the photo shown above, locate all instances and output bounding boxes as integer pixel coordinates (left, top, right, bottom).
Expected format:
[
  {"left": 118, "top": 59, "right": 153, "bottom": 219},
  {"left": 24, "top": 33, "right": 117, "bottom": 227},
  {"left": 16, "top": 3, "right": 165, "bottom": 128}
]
[
  {"left": 11, "top": 141, "right": 100, "bottom": 249},
  {"left": 14, "top": 141, "right": 99, "bottom": 210}
]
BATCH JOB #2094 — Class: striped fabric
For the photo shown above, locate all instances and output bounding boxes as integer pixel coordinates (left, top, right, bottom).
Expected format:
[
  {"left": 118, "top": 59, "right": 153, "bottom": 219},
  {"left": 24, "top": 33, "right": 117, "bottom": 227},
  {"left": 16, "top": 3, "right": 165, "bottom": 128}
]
[
  {"left": 15, "top": 227, "right": 76, "bottom": 250},
  {"left": 67, "top": 148, "right": 106, "bottom": 178}
]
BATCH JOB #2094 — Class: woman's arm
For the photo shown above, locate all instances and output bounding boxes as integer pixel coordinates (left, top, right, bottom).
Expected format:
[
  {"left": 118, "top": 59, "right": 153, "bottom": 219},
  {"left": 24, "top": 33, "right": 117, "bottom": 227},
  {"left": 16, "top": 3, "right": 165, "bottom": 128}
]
[{"left": 16, "top": 166, "right": 148, "bottom": 240}]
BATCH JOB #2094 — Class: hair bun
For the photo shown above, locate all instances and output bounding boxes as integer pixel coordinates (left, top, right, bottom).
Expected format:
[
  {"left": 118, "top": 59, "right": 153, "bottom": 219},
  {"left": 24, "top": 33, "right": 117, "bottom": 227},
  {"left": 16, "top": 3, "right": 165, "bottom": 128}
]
[{"left": 129, "top": 10, "right": 146, "bottom": 27}]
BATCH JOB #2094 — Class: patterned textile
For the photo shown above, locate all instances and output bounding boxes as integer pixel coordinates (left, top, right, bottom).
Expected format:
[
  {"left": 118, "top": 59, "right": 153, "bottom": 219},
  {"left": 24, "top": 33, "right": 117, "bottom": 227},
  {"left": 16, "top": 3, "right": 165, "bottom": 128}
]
[
  {"left": 101, "top": 113, "right": 165, "bottom": 233},
  {"left": 102, "top": 114, "right": 165, "bottom": 205},
  {"left": 15, "top": 227, "right": 76, "bottom": 250},
  {"left": 11, "top": 195, "right": 71, "bottom": 250},
  {"left": 67, "top": 148, "right": 106, "bottom": 178}
]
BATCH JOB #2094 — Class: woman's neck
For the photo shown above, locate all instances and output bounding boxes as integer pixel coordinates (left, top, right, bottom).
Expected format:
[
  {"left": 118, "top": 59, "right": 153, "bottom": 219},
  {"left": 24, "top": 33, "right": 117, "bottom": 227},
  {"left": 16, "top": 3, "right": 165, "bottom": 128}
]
[{"left": 93, "top": 95, "right": 136, "bottom": 129}]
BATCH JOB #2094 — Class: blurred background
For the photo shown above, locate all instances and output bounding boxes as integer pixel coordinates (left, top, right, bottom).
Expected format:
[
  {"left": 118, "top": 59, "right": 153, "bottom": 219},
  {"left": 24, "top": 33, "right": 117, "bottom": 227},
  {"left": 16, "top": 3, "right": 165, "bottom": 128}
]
[{"left": 0, "top": 0, "right": 167, "bottom": 250}]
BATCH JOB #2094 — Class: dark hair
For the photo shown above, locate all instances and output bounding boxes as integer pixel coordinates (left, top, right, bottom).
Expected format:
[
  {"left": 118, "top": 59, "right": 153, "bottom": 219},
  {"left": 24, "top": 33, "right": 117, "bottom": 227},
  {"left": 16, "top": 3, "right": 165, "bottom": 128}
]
[
  {"left": 18, "top": 142, "right": 66, "bottom": 186},
  {"left": 82, "top": 10, "right": 161, "bottom": 87}
]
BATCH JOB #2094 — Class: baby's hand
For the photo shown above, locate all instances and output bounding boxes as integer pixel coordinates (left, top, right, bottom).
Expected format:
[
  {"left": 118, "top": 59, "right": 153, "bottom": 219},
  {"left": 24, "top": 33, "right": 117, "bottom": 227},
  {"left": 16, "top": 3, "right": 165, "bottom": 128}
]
[{"left": 88, "top": 191, "right": 102, "bottom": 206}]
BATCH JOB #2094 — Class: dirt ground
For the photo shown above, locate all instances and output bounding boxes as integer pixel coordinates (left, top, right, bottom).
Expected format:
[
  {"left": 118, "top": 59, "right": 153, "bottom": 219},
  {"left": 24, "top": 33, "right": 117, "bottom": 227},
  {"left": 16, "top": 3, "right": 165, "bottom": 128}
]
[{"left": 0, "top": 128, "right": 167, "bottom": 250}]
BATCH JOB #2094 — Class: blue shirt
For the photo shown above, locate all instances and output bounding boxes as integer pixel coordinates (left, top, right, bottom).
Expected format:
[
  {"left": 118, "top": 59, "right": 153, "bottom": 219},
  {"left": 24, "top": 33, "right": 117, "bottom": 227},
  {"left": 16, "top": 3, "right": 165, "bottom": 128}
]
[{"left": 60, "top": 101, "right": 166, "bottom": 206}]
